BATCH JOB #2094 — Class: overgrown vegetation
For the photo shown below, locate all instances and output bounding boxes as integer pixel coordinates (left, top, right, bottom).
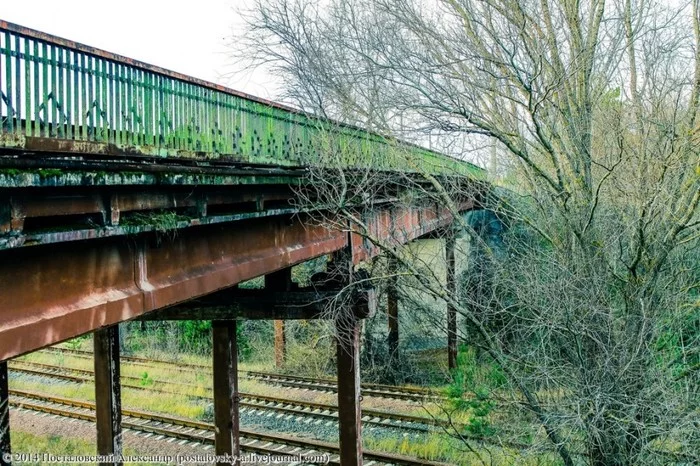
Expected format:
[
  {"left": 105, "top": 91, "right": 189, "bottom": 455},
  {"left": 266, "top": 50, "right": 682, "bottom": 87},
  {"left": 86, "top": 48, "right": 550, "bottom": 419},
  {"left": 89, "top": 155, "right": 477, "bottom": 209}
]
[
  {"left": 120, "top": 210, "right": 189, "bottom": 243},
  {"left": 238, "top": 0, "right": 700, "bottom": 464}
]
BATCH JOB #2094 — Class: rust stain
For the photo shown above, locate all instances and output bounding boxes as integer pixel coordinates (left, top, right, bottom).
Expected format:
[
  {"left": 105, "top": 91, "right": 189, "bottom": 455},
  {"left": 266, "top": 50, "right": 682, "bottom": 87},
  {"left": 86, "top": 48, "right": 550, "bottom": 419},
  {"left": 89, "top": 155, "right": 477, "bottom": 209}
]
[{"left": 349, "top": 202, "right": 474, "bottom": 264}]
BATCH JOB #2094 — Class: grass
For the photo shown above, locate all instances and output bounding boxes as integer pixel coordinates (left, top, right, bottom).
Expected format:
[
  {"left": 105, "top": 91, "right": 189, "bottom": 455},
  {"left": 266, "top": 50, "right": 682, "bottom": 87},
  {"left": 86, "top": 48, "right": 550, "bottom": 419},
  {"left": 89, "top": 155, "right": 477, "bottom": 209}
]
[
  {"left": 18, "top": 352, "right": 206, "bottom": 387},
  {"left": 10, "top": 431, "right": 157, "bottom": 466},
  {"left": 12, "top": 350, "right": 451, "bottom": 421},
  {"left": 365, "top": 433, "right": 563, "bottom": 466},
  {"left": 8, "top": 375, "right": 208, "bottom": 420},
  {"left": 0, "top": 168, "right": 24, "bottom": 176},
  {"left": 37, "top": 168, "right": 63, "bottom": 177}
]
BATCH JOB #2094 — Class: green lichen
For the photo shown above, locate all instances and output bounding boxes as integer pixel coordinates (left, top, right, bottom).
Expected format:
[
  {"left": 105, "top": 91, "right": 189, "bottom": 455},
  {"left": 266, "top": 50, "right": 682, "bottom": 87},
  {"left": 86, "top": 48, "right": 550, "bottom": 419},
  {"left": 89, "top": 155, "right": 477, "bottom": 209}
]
[
  {"left": 0, "top": 168, "right": 24, "bottom": 176},
  {"left": 120, "top": 210, "right": 190, "bottom": 243},
  {"left": 38, "top": 168, "right": 63, "bottom": 177}
]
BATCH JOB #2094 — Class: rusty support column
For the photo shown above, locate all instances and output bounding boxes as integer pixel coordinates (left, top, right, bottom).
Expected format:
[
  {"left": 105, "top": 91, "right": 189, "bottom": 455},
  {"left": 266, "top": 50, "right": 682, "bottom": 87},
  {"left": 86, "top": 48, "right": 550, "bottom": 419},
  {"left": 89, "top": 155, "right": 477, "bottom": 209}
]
[
  {"left": 336, "top": 316, "right": 362, "bottom": 466},
  {"left": 387, "top": 258, "right": 399, "bottom": 366},
  {"left": 93, "top": 326, "right": 122, "bottom": 466},
  {"left": 212, "top": 321, "right": 239, "bottom": 466},
  {"left": 446, "top": 234, "right": 457, "bottom": 370},
  {"left": 330, "top": 247, "right": 364, "bottom": 466},
  {"left": 265, "top": 268, "right": 292, "bottom": 369},
  {"left": 0, "top": 361, "right": 10, "bottom": 465}
]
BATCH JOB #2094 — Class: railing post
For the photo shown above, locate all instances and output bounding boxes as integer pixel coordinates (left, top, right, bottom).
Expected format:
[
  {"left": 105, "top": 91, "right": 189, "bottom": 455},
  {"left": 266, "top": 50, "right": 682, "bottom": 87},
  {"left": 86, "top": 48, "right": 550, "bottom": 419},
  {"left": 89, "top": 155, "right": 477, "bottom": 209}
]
[
  {"left": 446, "top": 233, "right": 457, "bottom": 370},
  {"left": 0, "top": 361, "right": 10, "bottom": 466},
  {"left": 212, "top": 321, "right": 240, "bottom": 466},
  {"left": 93, "top": 326, "right": 122, "bottom": 466}
]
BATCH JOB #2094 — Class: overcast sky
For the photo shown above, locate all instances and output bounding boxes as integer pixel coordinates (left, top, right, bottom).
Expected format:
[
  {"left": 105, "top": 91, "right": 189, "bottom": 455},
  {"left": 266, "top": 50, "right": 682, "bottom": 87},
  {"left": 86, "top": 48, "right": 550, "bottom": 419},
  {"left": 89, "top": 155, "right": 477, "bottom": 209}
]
[{"left": 0, "top": 0, "right": 276, "bottom": 98}]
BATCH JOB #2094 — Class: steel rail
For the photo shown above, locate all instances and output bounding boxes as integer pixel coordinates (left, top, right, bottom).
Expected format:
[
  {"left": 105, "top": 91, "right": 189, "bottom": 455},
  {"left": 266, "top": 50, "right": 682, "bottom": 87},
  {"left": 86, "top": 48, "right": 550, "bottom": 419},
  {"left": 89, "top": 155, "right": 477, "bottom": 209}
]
[
  {"left": 243, "top": 371, "right": 441, "bottom": 402},
  {"left": 41, "top": 347, "right": 442, "bottom": 401},
  {"left": 245, "top": 371, "right": 439, "bottom": 398},
  {"left": 11, "top": 365, "right": 561, "bottom": 454},
  {"left": 11, "top": 360, "right": 203, "bottom": 390}
]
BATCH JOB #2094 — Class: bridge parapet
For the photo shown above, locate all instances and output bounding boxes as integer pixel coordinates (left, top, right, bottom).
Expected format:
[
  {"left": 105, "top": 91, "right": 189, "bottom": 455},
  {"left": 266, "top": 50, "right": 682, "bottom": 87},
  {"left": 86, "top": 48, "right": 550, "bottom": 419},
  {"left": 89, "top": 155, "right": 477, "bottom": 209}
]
[{"left": 0, "top": 20, "right": 481, "bottom": 177}]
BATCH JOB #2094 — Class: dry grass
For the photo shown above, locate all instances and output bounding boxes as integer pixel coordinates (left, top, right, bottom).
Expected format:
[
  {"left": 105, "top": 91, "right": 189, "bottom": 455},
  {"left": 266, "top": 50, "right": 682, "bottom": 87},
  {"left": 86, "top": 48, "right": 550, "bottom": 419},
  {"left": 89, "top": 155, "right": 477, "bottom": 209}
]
[
  {"left": 10, "top": 431, "right": 153, "bottom": 466},
  {"left": 365, "top": 434, "right": 563, "bottom": 466}
]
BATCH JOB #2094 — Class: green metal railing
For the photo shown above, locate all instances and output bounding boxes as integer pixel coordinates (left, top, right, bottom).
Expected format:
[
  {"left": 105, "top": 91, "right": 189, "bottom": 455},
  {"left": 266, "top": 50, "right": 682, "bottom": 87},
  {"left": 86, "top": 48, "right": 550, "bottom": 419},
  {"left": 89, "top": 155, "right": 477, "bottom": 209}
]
[{"left": 0, "top": 20, "right": 482, "bottom": 177}]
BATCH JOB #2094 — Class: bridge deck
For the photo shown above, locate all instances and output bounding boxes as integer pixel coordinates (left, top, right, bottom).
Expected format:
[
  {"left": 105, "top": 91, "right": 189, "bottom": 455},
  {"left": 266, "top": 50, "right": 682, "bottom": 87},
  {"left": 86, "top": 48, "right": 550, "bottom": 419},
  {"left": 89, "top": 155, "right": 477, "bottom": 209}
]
[{"left": 0, "top": 20, "right": 481, "bottom": 177}]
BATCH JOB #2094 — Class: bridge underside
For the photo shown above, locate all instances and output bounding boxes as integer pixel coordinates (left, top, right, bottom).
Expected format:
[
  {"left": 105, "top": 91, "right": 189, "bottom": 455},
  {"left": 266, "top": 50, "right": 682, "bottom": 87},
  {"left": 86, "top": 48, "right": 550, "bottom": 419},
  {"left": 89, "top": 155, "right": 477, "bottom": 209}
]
[
  {"left": 0, "top": 174, "right": 467, "bottom": 465},
  {"left": 0, "top": 192, "right": 468, "bottom": 361}
]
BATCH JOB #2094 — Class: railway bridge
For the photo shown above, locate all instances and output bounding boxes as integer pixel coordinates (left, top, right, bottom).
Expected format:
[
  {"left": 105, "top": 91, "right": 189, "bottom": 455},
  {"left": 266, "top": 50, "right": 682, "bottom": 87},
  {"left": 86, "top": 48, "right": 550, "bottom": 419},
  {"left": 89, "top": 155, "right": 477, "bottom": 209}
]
[{"left": 0, "top": 20, "right": 485, "bottom": 465}]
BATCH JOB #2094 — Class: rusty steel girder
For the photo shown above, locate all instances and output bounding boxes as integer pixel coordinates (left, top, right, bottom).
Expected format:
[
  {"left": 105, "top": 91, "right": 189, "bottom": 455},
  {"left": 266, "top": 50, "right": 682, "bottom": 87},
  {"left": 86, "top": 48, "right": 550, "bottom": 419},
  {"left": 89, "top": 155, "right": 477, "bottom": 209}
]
[
  {"left": 0, "top": 200, "right": 471, "bottom": 361},
  {"left": 0, "top": 215, "right": 346, "bottom": 360},
  {"left": 350, "top": 200, "right": 474, "bottom": 264}
]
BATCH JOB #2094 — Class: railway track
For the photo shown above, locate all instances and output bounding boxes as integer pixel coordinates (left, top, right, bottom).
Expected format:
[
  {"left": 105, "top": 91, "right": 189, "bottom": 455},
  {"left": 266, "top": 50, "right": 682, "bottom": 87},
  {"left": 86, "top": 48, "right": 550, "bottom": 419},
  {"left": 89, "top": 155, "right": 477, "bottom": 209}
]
[
  {"left": 11, "top": 360, "right": 203, "bottom": 391},
  {"left": 40, "top": 347, "right": 441, "bottom": 402},
  {"left": 244, "top": 371, "right": 440, "bottom": 402},
  {"left": 9, "top": 389, "right": 452, "bottom": 466},
  {"left": 11, "top": 361, "right": 614, "bottom": 457},
  {"left": 9, "top": 361, "right": 448, "bottom": 432},
  {"left": 26, "top": 349, "right": 694, "bottom": 463},
  {"left": 43, "top": 347, "right": 210, "bottom": 372},
  {"left": 15, "top": 354, "right": 563, "bottom": 455}
]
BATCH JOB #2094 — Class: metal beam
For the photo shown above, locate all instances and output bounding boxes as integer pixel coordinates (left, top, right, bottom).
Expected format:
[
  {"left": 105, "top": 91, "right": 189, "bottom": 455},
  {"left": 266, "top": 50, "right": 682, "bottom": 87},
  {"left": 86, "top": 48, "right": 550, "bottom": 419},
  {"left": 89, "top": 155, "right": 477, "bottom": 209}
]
[
  {"left": 274, "top": 321, "right": 286, "bottom": 368},
  {"left": 93, "top": 326, "right": 122, "bottom": 466},
  {"left": 0, "top": 202, "right": 469, "bottom": 360},
  {"left": 0, "top": 361, "right": 10, "bottom": 466},
  {"left": 140, "top": 305, "right": 327, "bottom": 321},
  {"left": 265, "top": 268, "right": 293, "bottom": 369},
  {"left": 212, "top": 321, "right": 240, "bottom": 466},
  {"left": 0, "top": 215, "right": 346, "bottom": 360},
  {"left": 446, "top": 234, "right": 457, "bottom": 370},
  {"left": 349, "top": 200, "right": 474, "bottom": 264},
  {"left": 336, "top": 316, "right": 362, "bottom": 466},
  {"left": 139, "top": 289, "right": 336, "bottom": 321}
]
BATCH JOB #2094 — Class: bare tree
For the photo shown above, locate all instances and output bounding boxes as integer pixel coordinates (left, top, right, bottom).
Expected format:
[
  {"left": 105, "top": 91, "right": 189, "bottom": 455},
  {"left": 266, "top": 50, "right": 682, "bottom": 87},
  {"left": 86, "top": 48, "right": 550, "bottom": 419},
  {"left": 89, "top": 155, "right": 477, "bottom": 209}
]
[{"left": 236, "top": 0, "right": 700, "bottom": 464}]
